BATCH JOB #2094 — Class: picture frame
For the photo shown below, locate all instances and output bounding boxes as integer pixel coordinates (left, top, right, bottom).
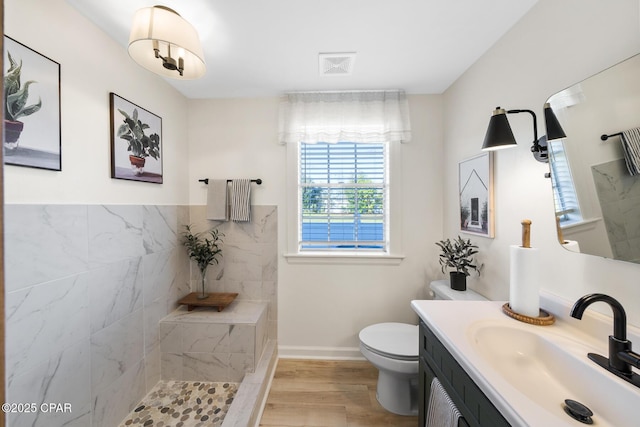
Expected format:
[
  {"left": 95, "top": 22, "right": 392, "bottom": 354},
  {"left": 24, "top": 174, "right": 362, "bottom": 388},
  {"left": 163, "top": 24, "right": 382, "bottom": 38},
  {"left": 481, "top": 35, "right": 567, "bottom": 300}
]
[
  {"left": 459, "top": 152, "right": 494, "bottom": 238},
  {"left": 110, "top": 92, "right": 163, "bottom": 184},
  {"left": 3, "top": 36, "right": 61, "bottom": 171}
]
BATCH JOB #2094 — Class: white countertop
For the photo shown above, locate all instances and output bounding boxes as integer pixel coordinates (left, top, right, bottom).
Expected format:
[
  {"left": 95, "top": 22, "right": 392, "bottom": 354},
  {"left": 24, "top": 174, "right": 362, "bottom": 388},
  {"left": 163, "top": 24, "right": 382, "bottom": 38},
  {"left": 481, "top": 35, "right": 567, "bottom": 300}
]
[{"left": 411, "top": 298, "right": 640, "bottom": 427}]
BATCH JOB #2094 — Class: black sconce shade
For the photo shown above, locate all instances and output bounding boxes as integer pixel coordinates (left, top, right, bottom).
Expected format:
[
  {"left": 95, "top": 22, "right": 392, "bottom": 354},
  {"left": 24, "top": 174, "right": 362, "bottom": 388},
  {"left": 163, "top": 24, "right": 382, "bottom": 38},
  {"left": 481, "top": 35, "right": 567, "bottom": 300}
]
[
  {"left": 543, "top": 103, "right": 566, "bottom": 141},
  {"left": 482, "top": 107, "right": 518, "bottom": 151}
]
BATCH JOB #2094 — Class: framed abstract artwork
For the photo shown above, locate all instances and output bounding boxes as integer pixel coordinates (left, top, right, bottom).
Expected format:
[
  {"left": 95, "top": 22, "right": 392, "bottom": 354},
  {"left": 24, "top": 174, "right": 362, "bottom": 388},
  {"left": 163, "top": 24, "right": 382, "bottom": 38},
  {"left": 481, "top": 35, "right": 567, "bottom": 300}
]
[
  {"left": 458, "top": 152, "right": 494, "bottom": 238},
  {"left": 110, "top": 92, "right": 163, "bottom": 183},
  {"left": 3, "top": 36, "right": 61, "bottom": 170}
]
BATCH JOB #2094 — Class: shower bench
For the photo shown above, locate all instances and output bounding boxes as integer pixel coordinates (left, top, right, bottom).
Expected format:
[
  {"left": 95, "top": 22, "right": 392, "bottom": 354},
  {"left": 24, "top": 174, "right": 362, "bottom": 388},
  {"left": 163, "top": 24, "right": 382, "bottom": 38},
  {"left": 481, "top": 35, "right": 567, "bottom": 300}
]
[{"left": 159, "top": 300, "right": 268, "bottom": 383}]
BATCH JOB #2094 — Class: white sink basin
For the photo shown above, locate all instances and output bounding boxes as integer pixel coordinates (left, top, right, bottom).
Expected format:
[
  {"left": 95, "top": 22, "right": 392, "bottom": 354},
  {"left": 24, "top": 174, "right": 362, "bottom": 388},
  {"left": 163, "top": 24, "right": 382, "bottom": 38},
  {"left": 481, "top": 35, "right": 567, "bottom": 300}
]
[
  {"left": 468, "top": 320, "right": 638, "bottom": 426},
  {"left": 411, "top": 299, "right": 640, "bottom": 427}
]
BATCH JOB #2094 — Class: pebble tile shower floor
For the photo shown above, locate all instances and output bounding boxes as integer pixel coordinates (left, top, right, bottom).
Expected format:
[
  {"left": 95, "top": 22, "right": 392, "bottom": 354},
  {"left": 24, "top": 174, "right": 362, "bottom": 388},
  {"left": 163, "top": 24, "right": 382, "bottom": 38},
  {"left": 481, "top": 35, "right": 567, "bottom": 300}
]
[{"left": 119, "top": 380, "right": 239, "bottom": 427}]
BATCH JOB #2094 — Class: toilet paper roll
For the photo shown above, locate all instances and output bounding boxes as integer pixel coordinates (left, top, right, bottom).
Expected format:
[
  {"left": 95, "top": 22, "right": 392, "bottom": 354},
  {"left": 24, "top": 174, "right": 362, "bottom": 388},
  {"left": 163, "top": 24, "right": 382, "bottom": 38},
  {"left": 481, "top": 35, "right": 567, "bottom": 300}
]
[
  {"left": 509, "top": 245, "right": 540, "bottom": 318},
  {"left": 563, "top": 240, "right": 581, "bottom": 253}
]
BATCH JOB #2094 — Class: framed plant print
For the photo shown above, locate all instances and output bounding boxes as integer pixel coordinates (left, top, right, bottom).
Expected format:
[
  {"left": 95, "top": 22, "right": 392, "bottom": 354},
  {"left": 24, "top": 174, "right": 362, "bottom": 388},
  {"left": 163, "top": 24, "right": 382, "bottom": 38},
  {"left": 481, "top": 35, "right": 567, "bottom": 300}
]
[
  {"left": 3, "top": 36, "right": 61, "bottom": 170},
  {"left": 459, "top": 152, "right": 494, "bottom": 238},
  {"left": 110, "top": 92, "right": 163, "bottom": 183}
]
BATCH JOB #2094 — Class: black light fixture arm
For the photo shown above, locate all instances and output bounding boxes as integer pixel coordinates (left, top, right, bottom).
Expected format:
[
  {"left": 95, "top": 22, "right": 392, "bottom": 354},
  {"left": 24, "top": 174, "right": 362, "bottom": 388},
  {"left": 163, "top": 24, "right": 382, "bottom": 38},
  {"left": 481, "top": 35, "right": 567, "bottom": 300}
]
[
  {"left": 506, "top": 109, "right": 548, "bottom": 160},
  {"left": 506, "top": 109, "right": 539, "bottom": 147}
]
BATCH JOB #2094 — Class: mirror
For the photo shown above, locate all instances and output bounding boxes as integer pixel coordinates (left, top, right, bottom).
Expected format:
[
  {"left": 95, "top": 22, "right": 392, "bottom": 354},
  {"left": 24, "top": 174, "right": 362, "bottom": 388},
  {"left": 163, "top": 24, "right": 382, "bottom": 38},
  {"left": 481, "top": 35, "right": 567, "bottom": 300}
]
[{"left": 546, "top": 53, "right": 640, "bottom": 263}]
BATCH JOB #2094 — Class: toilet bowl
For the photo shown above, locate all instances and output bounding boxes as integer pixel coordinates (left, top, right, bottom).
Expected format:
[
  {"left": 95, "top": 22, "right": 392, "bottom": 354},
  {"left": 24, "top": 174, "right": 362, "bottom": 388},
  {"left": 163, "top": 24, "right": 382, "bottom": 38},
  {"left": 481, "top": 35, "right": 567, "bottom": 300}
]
[
  {"left": 360, "top": 282, "right": 487, "bottom": 416},
  {"left": 359, "top": 322, "right": 419, "bottom": 416}
]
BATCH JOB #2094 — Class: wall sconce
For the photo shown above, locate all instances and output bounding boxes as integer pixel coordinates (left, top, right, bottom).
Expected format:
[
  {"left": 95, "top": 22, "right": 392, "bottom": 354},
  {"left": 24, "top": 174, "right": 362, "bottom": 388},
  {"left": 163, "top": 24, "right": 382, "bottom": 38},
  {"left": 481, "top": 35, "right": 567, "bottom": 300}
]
[
  {"left": 128, "top": 5, "right": 206, "bottom": 79},
  {"left": 544, "top": 102, "right": 566, "bottom": 140},
  {"left": 481, "top": 103, "right": 566, "bottom": 162}
]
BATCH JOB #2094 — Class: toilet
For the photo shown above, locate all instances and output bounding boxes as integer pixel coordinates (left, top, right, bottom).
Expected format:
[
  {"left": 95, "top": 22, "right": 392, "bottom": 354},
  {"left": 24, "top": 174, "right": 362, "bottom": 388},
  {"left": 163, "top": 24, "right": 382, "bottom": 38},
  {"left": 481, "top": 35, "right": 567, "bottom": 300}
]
[
  {"left": 359, "top": 322, "right": 419, "bottom": 415},
  {"left": 358, "top": 280, "right": 487, "bottom": 416}
]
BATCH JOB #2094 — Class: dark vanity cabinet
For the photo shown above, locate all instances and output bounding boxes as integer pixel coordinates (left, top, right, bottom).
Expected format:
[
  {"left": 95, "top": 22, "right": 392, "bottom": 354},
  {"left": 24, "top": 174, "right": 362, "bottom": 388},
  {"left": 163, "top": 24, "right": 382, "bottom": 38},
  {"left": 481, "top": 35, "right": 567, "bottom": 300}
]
[{"left": 419, "top": 320, "right": 511, "bottom": 427}]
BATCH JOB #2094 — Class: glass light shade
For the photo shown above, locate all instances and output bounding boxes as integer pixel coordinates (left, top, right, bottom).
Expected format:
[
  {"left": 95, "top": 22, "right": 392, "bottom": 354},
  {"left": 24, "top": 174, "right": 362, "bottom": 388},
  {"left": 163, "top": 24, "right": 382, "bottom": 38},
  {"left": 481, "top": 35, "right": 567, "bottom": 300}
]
[
  {"left": 544, "top": 102, "right": 567, "bottom": 140},
  {"left": 482, "top": 107, "right": 518, "bottom": 151},
  {"left": 128, "top": 6, "right": 206, "bottom": 79}
]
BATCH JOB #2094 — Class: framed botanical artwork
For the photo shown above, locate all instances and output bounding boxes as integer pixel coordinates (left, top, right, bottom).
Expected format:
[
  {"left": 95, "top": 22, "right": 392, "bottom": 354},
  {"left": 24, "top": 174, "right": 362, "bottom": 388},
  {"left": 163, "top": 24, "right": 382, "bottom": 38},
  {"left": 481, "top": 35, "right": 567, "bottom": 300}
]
[
  {"left": 3, "top": 36, "right": 61, "bottom": 170},
  {"left": 110, "top": 92, "right": 163, "bottom": 183},
  {"left": 459, "top": 152, "right": 494, "bottom": 238}
]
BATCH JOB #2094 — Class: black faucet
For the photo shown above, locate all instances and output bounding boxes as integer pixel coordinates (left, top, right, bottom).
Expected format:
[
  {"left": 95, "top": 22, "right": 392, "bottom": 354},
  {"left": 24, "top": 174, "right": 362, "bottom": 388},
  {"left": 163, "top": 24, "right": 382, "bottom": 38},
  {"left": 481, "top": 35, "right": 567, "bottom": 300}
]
[{"left": 570, "top": 293, "right": 640, "bottom": 387}]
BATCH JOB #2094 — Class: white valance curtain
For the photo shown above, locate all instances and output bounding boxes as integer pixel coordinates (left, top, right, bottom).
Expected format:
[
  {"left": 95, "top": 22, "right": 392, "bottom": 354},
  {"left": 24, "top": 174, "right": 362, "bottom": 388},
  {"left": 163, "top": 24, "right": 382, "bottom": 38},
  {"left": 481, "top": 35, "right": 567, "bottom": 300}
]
[{"left": 278, "top": 90, "right": 412, "bottom": 144}]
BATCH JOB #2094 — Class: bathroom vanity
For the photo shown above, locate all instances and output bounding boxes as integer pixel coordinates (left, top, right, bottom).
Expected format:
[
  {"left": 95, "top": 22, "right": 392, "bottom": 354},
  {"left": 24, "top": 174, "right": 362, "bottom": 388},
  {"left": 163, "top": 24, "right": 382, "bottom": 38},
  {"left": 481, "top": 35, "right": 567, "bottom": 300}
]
[
  {"left": 412, "top": 296, "right": 640, "bottom": 427},
  {"left": 419, "top": 318, "right": 509, "bottom": 427}
]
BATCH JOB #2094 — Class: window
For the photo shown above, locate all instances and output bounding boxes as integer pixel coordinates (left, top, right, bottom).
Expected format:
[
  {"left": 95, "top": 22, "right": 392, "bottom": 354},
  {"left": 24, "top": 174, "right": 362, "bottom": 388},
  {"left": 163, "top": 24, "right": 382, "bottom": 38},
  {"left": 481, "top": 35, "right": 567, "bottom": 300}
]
[
  {"left": 299, "top": 142, "right": 387, "bottom": 251},
  {"left": 548, "top": 140, "right": 583, "bottom": 225},
  {"left": 279, "top": 90, "right": 409, "bottom": 262}
]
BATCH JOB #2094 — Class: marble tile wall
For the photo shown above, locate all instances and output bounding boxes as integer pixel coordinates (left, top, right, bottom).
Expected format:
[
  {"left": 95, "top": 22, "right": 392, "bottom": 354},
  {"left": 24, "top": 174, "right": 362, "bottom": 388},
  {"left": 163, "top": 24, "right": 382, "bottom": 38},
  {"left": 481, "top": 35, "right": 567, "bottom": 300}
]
[
  {"left": 5, "top": 204, "right": 190, "bottom": 427},
  {"left": 592, "top": 160, "right": 640, "bottom": 261},
  {"left": 188, "top": 205, "right": 278, "bottom": 342},
  {"left": 4, "top": 203, "right": 278, "bottom": 427}
]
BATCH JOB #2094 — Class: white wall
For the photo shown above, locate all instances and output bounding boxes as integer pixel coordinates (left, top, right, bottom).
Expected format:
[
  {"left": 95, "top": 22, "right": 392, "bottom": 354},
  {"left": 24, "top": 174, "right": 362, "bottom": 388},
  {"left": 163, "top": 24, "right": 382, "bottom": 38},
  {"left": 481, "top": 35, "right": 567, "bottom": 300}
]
[
  {"left": 188, "top": 95, "right": 444, "bottom": 356},
  {"left": 9, "top": 0, "right": 640, "bottom": 359},
  {"left": 5, "top": 0, "right": 190, "bottom": 205},
  {"left": 443, "top": 0, "right": 640, "bottom": 324}
]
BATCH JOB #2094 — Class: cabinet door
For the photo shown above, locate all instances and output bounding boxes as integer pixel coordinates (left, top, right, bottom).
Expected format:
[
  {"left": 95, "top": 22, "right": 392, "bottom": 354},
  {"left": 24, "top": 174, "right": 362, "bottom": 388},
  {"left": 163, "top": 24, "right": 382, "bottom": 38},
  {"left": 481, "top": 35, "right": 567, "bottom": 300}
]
[
  {"left": 420, "top": 320, "right": 510, "bottom": 427},
  {"left": 420, "top": 358, "right": 472, "bottom": 427}
]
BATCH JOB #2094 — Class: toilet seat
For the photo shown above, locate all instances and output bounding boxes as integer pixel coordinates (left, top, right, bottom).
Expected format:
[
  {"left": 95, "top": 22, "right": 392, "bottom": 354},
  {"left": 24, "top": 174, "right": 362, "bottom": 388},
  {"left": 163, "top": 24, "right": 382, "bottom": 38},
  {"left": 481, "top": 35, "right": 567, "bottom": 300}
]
[{"left": 359, "top": 322, "right": 418, "bottom": 361}]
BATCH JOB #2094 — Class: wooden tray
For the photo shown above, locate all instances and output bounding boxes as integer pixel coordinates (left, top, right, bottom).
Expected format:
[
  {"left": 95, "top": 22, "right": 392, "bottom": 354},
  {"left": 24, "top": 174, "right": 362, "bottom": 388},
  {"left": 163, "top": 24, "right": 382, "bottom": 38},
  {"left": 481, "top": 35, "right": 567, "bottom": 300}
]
[{"left": 178, "top": 292, "right": 238, "bottom": 312}]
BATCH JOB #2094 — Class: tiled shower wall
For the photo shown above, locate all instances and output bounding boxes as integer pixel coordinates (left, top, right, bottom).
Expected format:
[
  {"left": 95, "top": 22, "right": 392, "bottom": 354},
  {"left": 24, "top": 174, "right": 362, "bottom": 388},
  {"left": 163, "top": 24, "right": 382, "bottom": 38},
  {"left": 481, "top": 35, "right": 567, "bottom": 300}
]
[
  {"left": 592, "top": 159, "right": 640, "bottom": 262},
  {"left": 187, "top": 205, "right": 278, "bottom": 341},
  {"left": 4, "top": 203, "right": 277, "bottom": 427}
]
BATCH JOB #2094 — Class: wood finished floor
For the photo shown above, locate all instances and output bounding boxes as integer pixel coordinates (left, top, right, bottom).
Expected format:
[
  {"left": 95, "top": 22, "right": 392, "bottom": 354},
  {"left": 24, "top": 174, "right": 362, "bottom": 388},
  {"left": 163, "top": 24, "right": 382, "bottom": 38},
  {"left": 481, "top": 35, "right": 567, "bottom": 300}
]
[{"left": 259, "top": 359, "right": 418, "bottom": 427}]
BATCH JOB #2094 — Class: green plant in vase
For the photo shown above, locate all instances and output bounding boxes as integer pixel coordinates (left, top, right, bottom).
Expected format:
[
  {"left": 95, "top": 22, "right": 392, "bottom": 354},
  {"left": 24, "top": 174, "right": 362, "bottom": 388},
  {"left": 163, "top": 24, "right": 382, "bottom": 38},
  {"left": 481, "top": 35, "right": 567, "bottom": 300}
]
[
  {"left": 436, "top": 236, "right": 481, "bottom": 291},
  {"left": 182, "top": 225, "right": 224, "bottom": 299},
  {"left": 116, "top": 108, "right": 160, "bottom": 175},
  {"left": 4, "top": 50, "right": 42, "bottom": 150}
]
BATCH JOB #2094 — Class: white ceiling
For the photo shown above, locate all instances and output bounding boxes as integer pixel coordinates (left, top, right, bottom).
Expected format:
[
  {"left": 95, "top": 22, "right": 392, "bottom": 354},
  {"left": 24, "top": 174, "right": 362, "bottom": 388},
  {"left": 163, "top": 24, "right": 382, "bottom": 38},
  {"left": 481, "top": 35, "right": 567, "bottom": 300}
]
[{"left": 66, "top": 0, "right": 538, "bottom": 99}]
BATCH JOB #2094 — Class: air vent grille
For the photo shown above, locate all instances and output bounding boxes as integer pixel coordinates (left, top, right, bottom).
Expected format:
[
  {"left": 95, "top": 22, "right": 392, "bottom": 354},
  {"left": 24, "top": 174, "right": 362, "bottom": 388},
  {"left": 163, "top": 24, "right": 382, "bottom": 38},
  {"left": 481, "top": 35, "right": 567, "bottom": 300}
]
[{"left": 319, "top": 52, "right": 356, "bottom": 76}]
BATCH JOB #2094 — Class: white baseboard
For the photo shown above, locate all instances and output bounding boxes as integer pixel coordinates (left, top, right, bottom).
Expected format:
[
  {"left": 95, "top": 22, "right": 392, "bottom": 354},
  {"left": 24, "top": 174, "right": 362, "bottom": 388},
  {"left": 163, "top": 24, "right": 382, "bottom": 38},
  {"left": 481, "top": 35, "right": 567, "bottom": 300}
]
[{"left": 278, "top": 345, "right": 365, "bottom": 360}]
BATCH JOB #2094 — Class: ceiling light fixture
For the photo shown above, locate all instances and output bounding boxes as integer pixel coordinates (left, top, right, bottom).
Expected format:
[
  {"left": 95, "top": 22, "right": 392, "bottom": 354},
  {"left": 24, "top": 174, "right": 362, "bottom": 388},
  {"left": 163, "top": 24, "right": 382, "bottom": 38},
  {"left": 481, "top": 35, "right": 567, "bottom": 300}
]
[
  {"left": 128, "top": 5, "right": 206, "bottom": 79},
  {"left": 481, "top": 103, "right": 566, "bottom": 162}
]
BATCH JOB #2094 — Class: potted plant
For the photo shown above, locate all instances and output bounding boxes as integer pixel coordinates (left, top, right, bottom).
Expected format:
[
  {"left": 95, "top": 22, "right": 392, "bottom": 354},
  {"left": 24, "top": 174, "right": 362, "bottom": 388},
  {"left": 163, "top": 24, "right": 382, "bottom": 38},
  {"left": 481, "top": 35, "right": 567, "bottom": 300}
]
[
  {"left": 182, "top": 225, "right": 224, "bottom": 299},
  {"left": 116, "top": 108, "right": 160, "bottom": 176},
  {"left": 4, "top": 50, "right": 42, "bottom": 150},
  {"left": 436, "top": 236, "right": 481, "bottom": 291}
]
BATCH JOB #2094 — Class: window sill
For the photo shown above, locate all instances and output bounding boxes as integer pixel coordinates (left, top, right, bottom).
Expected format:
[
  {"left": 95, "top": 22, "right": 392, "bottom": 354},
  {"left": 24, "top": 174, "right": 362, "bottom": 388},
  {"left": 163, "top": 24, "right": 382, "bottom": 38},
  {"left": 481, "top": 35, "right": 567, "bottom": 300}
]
[
  {"left": 561, "top": 217, "right": 601, "bottom": 232},
  {"left": 283, "top": 252, "right": 405, "bottom": 265}
]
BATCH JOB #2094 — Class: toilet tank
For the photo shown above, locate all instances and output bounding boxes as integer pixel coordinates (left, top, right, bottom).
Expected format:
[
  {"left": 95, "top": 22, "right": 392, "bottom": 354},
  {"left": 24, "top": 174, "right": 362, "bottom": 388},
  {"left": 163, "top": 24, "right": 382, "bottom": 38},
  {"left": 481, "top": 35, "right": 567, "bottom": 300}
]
[{"left": 429, "top": 279, "right": 487, "bottom": 301}]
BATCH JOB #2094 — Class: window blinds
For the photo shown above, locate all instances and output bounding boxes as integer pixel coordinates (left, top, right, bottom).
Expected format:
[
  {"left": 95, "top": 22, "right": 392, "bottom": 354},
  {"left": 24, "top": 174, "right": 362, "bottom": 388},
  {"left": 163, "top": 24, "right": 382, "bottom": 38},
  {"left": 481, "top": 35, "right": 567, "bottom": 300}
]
[
  {"left": 299, "top": 142, "right": 386, "bottom": 250},
  {"left": 549, "top": 140, "right": 583, "bottom": 225}
]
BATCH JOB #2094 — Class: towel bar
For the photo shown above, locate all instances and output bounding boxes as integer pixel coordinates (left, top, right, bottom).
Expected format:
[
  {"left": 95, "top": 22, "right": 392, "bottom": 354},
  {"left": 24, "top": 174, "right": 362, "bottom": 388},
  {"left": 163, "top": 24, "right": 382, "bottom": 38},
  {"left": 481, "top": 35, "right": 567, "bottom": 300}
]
[
  {"left": 601, "top": 132, "right": 623, "bottom": 141},
  {"left": 199, "top": 178, "right": 262, "bottom": 185}
]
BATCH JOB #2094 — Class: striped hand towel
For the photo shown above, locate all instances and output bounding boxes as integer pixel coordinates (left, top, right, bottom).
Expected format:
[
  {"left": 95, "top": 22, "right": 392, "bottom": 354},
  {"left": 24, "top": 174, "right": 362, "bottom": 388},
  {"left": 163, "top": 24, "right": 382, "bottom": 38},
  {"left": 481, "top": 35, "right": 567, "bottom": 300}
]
[
  {"left": 230, "top": 179, "right": 251, "bottom": 222},
  {"left": 425, "top": 377, "right": 461, "bottom": 427},
  {"left": 621, "top": 127, "right": 640, "bottom": 176}
]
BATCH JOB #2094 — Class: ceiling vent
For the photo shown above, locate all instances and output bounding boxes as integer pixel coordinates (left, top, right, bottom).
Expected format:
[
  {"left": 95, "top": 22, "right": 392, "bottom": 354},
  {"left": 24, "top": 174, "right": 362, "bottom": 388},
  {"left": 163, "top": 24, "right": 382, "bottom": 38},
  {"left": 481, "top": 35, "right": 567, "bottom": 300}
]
[{"left": 319, "top": 52, "right": 356, "bottom": 76}]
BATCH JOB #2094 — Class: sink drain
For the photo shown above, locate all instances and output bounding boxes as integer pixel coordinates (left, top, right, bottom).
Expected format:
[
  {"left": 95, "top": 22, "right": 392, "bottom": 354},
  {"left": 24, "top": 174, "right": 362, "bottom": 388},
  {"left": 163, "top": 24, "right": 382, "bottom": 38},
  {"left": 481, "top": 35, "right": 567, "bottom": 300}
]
[{"left": 564, "top": 399, "right": 594, "bottom": 424}]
